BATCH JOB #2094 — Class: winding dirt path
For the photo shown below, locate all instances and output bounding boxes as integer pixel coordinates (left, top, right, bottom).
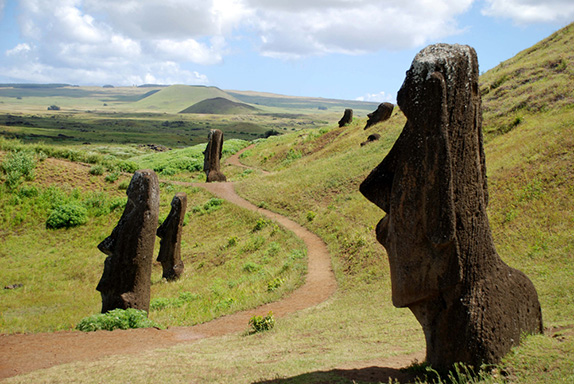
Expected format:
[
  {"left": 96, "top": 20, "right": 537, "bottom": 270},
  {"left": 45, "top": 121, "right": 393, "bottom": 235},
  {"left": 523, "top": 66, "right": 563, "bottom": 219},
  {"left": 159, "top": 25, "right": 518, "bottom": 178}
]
[{"left": 0, "top": 145, "right": 337, "bottom": 380}]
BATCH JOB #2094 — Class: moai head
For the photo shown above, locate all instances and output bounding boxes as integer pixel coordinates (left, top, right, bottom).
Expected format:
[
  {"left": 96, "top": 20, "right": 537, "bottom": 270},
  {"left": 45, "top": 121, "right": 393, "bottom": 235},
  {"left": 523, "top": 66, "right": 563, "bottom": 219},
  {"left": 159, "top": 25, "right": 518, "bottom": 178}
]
[
  {"left": 360, "top": 44, "right": 542, "bottom": 370},
  {"left": 96, "top": 169, "right": 160, "bottom": 313},
  {"left": 360, "top": 44, "right": 484, "bottom": 307},
  {"left": 203, "top": 129, "right": 227, "bottom": 182}
]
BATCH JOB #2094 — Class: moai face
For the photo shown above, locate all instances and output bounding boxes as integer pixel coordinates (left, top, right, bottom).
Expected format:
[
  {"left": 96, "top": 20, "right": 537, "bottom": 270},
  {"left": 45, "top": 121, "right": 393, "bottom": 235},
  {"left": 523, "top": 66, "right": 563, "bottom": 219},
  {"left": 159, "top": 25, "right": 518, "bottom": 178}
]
[{"left": 359, "top": 44, "right": 486, "bottom": 307}]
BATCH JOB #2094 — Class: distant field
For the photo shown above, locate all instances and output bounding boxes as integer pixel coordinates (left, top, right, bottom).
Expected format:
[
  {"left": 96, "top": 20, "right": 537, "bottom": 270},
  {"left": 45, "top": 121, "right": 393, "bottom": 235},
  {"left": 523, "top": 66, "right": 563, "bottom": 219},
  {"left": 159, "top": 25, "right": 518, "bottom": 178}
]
[{"left": 0, "top": 84, "right": 381, "bottom": 148}]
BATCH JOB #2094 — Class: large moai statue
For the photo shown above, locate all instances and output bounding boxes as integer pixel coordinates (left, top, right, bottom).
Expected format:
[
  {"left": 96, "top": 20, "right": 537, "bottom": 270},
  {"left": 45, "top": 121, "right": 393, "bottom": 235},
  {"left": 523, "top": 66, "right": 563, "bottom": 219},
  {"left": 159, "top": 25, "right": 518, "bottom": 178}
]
[
  {"left": 96, "top": 169, "right": 160, "bottom": 313},
  {"left": 364, "top": 102, "right": 394, "bottom": 129},
  {"left": 338, "top": 108, "right": 353, "bottom": 127},
  {"left": 203, "top": 129, "right": 227, "bottom": 182},
  {"left": 157, "top": 192, "right": 187, "bottom": 281},
  {"left": 360, "top": 44, "right": 543, "bottom": 371}
]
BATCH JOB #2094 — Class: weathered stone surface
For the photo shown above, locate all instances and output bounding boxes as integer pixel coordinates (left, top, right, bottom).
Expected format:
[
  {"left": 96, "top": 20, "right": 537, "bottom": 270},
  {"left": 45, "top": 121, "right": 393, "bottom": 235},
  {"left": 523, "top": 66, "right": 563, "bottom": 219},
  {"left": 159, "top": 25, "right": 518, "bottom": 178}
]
[
  {"left": 364, "top": 102, "right": 394, "bottom": 129},
  {"left": 338, "top": 109, "right": 353, "bottom": 127},
  {"left": 360, "top": 133, "right": 381, "bottom": 147},
  {"left": 203, "top": 129, "right": 227, "bottom": 182},
  {"left": 360, "top": 44, "right": 542, "bottom": 371},
  {"left": 96, "top": 169, "right": 160, "bottom": 313},
  {"left": 157, "top": 192, "right": 187, "bottom": 281}
]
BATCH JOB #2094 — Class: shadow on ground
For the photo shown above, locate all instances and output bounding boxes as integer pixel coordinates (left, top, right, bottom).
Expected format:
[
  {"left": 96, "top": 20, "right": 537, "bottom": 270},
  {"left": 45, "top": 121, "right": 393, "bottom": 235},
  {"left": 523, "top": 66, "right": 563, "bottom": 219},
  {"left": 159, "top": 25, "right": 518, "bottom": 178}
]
[{"left": 253, "top": 366, "right": 419, "bottom": 384}]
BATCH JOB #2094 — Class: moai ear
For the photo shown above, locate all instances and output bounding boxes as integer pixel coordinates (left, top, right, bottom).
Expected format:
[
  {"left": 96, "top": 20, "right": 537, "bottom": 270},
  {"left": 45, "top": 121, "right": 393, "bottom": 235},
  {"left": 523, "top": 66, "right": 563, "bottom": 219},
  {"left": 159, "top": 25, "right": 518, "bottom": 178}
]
[{"left": 422, "top": 72, "right": 456, "bottom": 247}]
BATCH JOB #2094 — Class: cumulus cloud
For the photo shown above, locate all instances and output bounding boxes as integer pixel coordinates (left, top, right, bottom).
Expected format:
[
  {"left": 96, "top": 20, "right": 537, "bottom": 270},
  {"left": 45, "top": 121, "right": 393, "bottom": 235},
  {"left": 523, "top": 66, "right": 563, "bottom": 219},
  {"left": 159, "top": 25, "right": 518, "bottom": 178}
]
[
  {"left": 246, "top": 0, "right": 474, "bottom": 58},
  {"left": 481, "top": 0, "right": 574, "bottom": 24},
  {"left": 10, "top": 0, "right": 569, "bottom": 86},
  {"left": 356, "top": 91, "right": 395, "bottom": 103}
]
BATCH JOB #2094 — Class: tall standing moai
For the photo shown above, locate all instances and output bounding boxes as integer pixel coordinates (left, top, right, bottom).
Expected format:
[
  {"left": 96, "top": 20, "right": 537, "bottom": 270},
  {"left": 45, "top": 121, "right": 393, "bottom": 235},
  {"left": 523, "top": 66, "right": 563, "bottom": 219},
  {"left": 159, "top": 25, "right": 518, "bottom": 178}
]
[
  {"left": 203, "top": 129, "right": 227, "bottom": 182},
  {"left": 360, "top": 44, "right": 543, "bottom": 372},
  {"left": 157, "top": 192, "right": 187, "bottom": 281},
  {"left": 96, "top": 169, "right": 160, "bottom": 313},
  {"left": 338, "top": 108, "right": 353, "bottom": 127}
]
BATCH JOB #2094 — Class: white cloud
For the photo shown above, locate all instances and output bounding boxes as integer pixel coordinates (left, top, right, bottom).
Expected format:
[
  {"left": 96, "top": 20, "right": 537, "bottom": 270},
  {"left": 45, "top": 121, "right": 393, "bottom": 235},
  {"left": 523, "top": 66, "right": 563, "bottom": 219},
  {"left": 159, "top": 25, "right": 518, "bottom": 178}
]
[
  {"left": 356, "top": 91, "right": 395, "bottom": 103},
  {"left": 6, "top": 0, "right": 487, "bottom": 85},
  {"left": 481, "top": 0, "right": 574, "bottom": 24},
  {"left": 245, "top": 0, "right": 474, "bottom": 58},
  {"left": 6, "top": 43, "right": 32, "bottom": 57}
]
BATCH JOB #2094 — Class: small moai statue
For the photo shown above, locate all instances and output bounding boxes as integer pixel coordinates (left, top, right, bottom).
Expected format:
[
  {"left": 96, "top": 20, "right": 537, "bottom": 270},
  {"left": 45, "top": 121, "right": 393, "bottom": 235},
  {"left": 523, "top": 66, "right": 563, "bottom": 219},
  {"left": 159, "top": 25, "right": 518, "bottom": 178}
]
[
  {"left": 96, "top": 169, "right": 160, "bottom": 313},
  {"left": 203, "top": 129, "right": 227, "bottom": 182},
  {"left": 338, "top": 108, "right": 353, "bottom": 127},
  {"left": 364, "top": 102, "right": 394, "bottom": 129},
  {"left": 157, "top": 192, "right": 187, "bottom": 281},
  {"left": 360, "top": 44, "right": 543, "bottom": 372}
]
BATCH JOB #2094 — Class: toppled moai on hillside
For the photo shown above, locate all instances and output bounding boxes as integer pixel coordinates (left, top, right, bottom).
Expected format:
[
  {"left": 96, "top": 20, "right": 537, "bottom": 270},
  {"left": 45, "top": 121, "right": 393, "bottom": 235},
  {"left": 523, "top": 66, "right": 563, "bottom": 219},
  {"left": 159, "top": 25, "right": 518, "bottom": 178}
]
[
  {"left": 364, "top": 102, "right": 394, "bottom": 129},
  {"left": 360, "top": 133, "right": 381, "bottom": 147},
  {"left": 338, "top": 108, "right": 353, "bottom": 127},
  {"left": 203, "top": 129, "right": 227, "bottom": 182},
  {"left": 96, "top": 169, "right": 160, "bottom": 313},
  {"left": 360, "top": 44, "right": 543, "bottom": 372},
  {"left": 157, "top": 192, "right": 187, "bottom": 281}
]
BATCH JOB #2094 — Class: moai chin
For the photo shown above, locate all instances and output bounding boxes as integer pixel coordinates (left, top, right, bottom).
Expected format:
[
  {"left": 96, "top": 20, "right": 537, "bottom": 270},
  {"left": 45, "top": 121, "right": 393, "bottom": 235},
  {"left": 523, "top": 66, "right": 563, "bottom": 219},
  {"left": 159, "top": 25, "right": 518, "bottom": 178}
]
[
  {"left": 96, "top": 169, "right": 160, "bottom": 313},
  {"left": 360, "top": 44, "right": 543, "bottom": 371},
  {"left": 203, "top": 129, "right": 227, "bottom": 182},
  {"left": 157, "top": 192, "right": 187, "bottom": 281}
]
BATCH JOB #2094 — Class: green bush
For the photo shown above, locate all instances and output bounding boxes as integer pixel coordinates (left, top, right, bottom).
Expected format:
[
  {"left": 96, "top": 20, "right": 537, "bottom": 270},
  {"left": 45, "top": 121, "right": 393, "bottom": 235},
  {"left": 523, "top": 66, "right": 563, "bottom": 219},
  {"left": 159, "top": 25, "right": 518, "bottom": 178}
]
[
  {"left": 76, "top": 308, "right": 161, "bottom": 332},
  {"left": 89, "top": 165, "right": 105, "bottom": 176},
  {"left": 46, "top": 203, "right": 88, "bottom": 229},
  {"left": 105, "top": 172, "right": 120, "bottom": 183},
  {"left": 253, "top": 218, "right": 268, "bottom": 231},
  {"left": 248, "top": 311, "right": 275, "bottom": 334},
  {"left": 191, "top": 198, "right": 223, "bottom": 215},
  {"left": 1, "top": 150, "right": 36, "bottom": 189}
]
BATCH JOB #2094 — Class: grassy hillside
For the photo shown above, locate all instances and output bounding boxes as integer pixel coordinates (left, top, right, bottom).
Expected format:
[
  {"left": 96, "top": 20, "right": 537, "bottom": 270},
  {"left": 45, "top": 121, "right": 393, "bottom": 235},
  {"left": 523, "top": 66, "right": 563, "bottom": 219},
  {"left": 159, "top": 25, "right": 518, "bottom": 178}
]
[
  {"left": 180, "top": 97, "right": 260, "bottom": 114},
  {"left": 132, "top": 85, "right": 244, "bottom": 113},
  {"left": 2, "top": 23, "right": 574, "bottom": 383}
]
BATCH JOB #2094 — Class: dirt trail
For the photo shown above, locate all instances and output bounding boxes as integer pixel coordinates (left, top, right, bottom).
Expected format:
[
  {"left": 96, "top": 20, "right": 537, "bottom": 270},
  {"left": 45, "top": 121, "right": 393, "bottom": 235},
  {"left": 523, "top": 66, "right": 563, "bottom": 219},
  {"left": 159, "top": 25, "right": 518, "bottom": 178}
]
[{"left": 0, "top": 146, "right": 336, "bottom": 379}]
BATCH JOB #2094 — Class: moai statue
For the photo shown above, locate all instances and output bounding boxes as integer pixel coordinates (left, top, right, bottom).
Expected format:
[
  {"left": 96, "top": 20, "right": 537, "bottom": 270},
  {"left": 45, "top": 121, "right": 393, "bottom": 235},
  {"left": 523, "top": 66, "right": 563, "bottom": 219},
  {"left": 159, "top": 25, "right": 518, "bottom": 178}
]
[
  {"left": 364, "top": 102, "right": 394, "bottom": 129},
  {"left": 203, "top": 129, "right": 227, "bottom": 182},
  {"left": 338, "top": 108, "right": 353, "bottom": 127},
  {"left": 96, "top": 169, "right": 160, "bottom": 313},
  {"left": 157, "top": 192, "right": 187, "bottom": 281},
  {"left": 360, "top": 44, "right": 543, "bottom": 372},
  {"left": 360, "top": 133, "right": 381, "bottom": 147}
]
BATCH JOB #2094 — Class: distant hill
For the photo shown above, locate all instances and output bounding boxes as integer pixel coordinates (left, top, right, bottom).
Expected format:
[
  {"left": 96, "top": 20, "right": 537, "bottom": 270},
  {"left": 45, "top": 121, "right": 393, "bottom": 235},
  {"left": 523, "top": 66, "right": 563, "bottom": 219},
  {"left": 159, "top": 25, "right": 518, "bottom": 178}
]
[
  {"left": 179, "top": 97, "right": 259, "bottom": 115},
  {"left": 134, "top": 85, "right": 242, "bottom": 113}
]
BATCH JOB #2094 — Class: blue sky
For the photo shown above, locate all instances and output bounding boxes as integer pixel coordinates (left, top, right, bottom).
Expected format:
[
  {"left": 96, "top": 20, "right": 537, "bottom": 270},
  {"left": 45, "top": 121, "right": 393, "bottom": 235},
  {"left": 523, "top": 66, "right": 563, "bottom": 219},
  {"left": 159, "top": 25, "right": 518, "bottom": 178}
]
[{"left": 0, "top": 0, "right": 572, "bottom": 102}]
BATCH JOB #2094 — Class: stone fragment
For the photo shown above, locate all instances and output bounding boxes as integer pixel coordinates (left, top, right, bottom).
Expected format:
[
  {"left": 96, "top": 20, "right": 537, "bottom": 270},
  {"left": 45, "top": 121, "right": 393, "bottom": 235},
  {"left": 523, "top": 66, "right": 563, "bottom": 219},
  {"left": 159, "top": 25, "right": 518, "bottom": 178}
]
[
  {"left": 338, "top": 109, "right": 353, "bottom": 127},
  {"left": 364, "top": 102, "right": 394, "bottom": 129},
  {"left": 96, "top": 169, "right": 160, "bottom": 313},
  {"left": 360, "top": 43, "right": 543, "bottom": 372},
  {"left": 157, "top": 193, "right": 187, "bottom": 281},
  {"left": 360, "top": 133, "right": 381, "bottom": 147},
  {"left": 203, "top": 129, "right": 227, "bottom": 182}
]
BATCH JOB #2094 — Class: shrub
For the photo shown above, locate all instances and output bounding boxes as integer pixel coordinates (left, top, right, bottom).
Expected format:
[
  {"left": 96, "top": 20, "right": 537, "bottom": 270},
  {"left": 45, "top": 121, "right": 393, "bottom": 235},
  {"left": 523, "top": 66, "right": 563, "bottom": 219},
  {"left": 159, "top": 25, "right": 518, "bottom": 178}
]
[
  {"left": 191, "top": 198, "right": 223, "bottom": 215},
  {"left": 46, "top": 203, "right": 88, "bottom": 229},
  {"left": 267, "top": 278, "right": 284, "bottom": 292},
  {"left": 76, "top": 308, "right": 161, "bottom": 332},
  {"left": 306, "top": 211, "right": 317, "bottom": 222},
  {"left": 89, "top": 165, "right": 105, "bottom": 176},
  {"left": 1, "top": 150, "right": 36, "bottom": 189},
  {"left": 253, "top": 218, "right": 268, "bottom": 231},
  {"left": 242, "top": 261, "right": 261, "bottom": 273},
  {"left": 248, "top": 311, "right": 275, "bottom": 334},
  {"left": 105, "top": 172, "right": 120, "bottom": 183}
]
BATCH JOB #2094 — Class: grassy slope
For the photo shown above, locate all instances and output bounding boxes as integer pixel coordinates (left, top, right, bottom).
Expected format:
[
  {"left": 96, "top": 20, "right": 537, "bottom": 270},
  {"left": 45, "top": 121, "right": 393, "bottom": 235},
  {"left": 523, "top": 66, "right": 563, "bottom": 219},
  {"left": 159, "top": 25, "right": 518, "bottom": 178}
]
[
  {"left": 132, "top": 85, "right": 244, "bottom": 113},
  {"left": 2, "top": 24, "right": 574, "bottom": 383},
  {"left": 179, "top": 97, "right": 260, "bottom": 114}
]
